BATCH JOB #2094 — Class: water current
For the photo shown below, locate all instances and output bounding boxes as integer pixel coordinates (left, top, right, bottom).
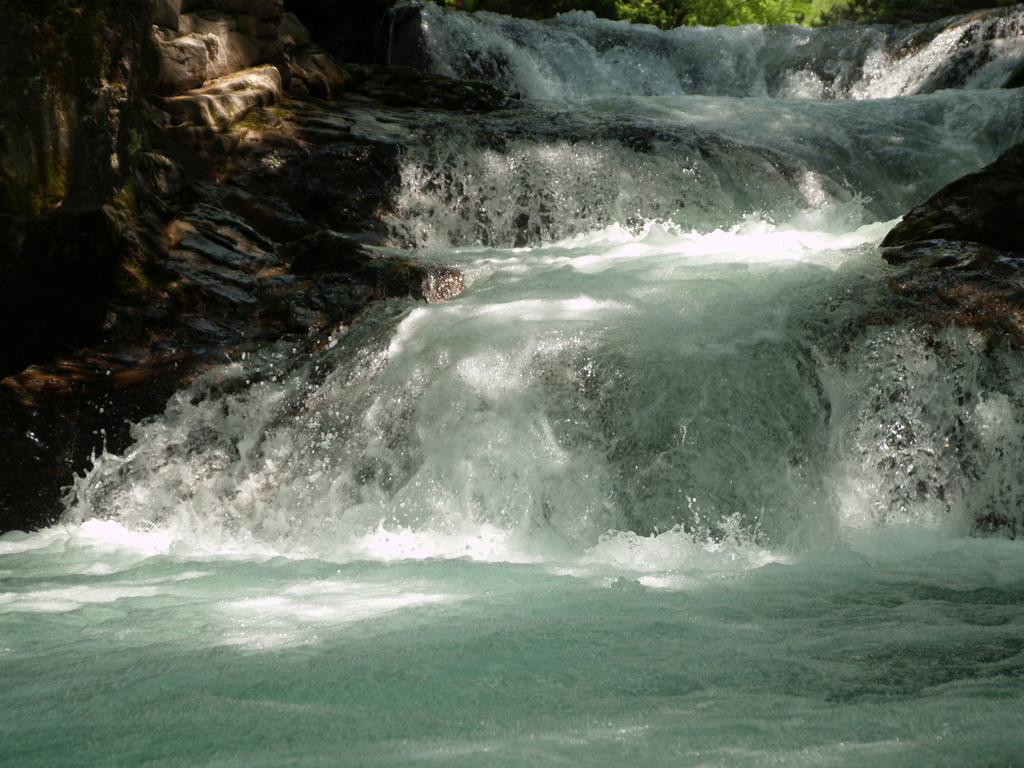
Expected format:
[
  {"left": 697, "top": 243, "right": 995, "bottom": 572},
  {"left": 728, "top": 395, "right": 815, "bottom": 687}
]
[{"left": 5, "top": 6, "right": 1024, "bottom": 766}]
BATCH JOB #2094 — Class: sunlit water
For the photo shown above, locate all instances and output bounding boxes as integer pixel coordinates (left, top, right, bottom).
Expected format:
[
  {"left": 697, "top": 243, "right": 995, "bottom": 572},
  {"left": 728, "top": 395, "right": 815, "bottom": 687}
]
[{"left": 5, "top": 7, "right": 1024, "bottom": 767}]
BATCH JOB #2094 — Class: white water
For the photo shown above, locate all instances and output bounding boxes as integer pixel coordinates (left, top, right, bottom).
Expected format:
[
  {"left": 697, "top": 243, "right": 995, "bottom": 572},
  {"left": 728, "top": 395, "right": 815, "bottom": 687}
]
[
  {"left": 5, "top": 8, "right": 1024, "bottom": 767},
  {"left": 417, "top": 3, "right": 1024, "bottom": 99}
]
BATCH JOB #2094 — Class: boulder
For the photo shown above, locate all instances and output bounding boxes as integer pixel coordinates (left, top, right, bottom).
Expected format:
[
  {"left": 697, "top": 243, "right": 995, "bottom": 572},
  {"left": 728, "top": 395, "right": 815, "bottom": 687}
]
[
  {"left": 155, "top": 65, "right": 283, "bottom": 129},
  {"left": 289, "top": 45, "right": 353, "bottom": 98},
  {"left": 881, "top": 143, "right": 1024, "bottom": 346},
  {"left": 881, "top": 143, "right": 1024, "bottom": 252},
  {"left": 154, "top": 9, "right": 319, "bottom": 97},
  {"left": 155, "top": 33, "right": 214, "bottom": 94}
]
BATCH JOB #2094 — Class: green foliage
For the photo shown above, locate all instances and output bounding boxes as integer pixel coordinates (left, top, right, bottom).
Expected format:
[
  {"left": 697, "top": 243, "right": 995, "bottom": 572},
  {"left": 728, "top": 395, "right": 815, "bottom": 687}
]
[
  {"left": 437, "top": 0, "right": 841, "bottom": 26},
  {"left": 434, "top": 0, "right": 1011, "bottom": 27},
  {"left": 820, "top": 0, "right": 1018, "bottom": 24},
  {"left": 440, "top": 0, "right": 619, "bottom": 17}
]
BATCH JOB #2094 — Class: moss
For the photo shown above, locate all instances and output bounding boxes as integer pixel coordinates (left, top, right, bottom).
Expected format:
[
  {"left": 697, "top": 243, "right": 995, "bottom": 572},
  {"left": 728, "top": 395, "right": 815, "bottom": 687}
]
[
  {"left": 114, "top": 247, "right": 153, "bottom": 292},
  {"left": 114, "top": 243, "right": 182, "bottom": 296},
  {"left": 233, "top": 107, "right": 279, "bottom": 132},
  {"left": 1, "top": 2, "right": 131, "bottom": 216},
  {"left": 110, "top": 177, "right": 141, "bottom": 222},
  {"left": 1, "top": 151, "right": 71, "bottom": 217},
  {"left": 32, "top": 4, "right": 110, "bottom": 100}
]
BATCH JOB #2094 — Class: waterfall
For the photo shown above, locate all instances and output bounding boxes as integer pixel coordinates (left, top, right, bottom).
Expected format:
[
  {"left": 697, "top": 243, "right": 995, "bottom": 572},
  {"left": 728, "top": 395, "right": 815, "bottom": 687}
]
[
  {"left": 414, "top": 2, "right": 1024, "bottom": 99},
  {"left": 7, "top": 9, "right": 1024, "bottom": 767},
  {"left": 57, "top": 5, "right": 1024, "bottom": 550}
]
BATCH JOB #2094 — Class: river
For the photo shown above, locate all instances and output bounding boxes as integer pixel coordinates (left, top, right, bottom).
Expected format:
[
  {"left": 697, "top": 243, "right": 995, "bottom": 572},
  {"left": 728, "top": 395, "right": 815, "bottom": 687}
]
[{"left": 4, "top": 6, "right": 1024, "bottom": 766}]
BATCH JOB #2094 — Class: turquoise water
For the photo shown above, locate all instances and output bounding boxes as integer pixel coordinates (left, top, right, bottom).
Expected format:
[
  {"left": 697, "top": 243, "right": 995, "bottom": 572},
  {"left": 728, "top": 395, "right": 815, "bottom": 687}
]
[
  {"left": 3, "top": 523, "right": 1024, "bottom": 767},
  {"left": 6, "top": 7, "right": 1024, "bottom": 766}
]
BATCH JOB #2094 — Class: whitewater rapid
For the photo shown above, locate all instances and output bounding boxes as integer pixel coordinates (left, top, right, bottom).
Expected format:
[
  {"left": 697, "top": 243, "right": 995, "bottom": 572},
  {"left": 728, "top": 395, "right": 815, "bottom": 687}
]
[{"left": 5, "top": 6, "right": 1024, "bottom": 767}]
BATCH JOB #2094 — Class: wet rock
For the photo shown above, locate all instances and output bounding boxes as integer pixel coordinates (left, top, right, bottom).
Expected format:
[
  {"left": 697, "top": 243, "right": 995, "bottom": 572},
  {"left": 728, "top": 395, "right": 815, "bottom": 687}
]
[
  {"left": 195, "top": 181, "right": 316, "bottom": 241},
  {"left": 881, "top": 142, "right": 1024, "bottom": 253},
  {"left": 2, "top": 4, "right": 477, "bottom": 533},
  {"left": 286, "top": 229, "right": 371, "bottom": 273},
  {"left": 885, "top": 258, "right": 1024, "bottom": 347},
  {"left": 1, "top": 349, "right": 193, "bottom": 531},
  {"left": 284, "top": 229, "right": 464, "bottom": 303},
  {"left": 882, "top": 239, "right": 1024, "bottom": 270},
  {"left": 0, "top": 0, "right": 156, "bottom": 217},
  {"left": 221, "top": 107, "right": 404, "bottom": 240},
  {"left": 881, "top": 144, "right": 1024, "bottom": 345},
  {"left": 345, "top": 65, "right": 511, "bottom": 111},
  {"left": 1004, "top": 60, "right": 1024, "bottom": 89}
]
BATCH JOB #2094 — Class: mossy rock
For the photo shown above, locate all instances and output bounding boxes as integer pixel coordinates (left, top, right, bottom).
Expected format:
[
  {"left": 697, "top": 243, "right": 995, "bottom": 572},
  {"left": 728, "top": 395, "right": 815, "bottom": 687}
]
[{"left": 0, "top": 0, "right": 155, "bottom": 217}]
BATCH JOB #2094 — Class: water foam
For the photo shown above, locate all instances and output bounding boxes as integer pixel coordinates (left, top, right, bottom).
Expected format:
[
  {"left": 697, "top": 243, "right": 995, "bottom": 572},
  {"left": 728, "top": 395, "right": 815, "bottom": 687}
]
[{"left": 415, "top": 3, "right": 1024, "bottom": 100}]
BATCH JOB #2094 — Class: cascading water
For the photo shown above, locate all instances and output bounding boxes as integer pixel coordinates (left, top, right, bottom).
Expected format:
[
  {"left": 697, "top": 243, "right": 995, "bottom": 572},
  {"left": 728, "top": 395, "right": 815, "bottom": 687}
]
[{"left": 5, "top": 7, "right": 1024, "bottom": 767}]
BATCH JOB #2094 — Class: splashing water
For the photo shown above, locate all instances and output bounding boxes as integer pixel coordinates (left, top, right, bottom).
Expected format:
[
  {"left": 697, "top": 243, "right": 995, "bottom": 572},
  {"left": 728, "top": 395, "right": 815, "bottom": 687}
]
[{"left": 6, "top": 8, "right": 1024, "bottom": 767}]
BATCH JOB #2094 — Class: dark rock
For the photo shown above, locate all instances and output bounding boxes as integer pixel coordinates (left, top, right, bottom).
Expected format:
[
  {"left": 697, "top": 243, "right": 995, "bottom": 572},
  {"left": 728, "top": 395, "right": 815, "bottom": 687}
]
[
  {"left": 286, "top": 0, "right": 418, "bottom": 65},
  {"left": 289, "top": 44, "right": 354, "bottom": 99},
  {"left": 0, "top": 0, "right": 156, "bottom": 217},
  {"left": 881, "top": 239, "right": 1024, "bottom": 270},
  {"left": 880, "top": 145, "right": 1024, "bottom": 347},
  {"left": 152, "top": 0, "right": 181, "bottom": 31},
  {"left": 1, "top": 4, "right": 476, "bottom": 534},
  {"left": 1005, "top": 60, "right": 1024, "bottom": 89},
  {"left": 243, "top": 132, "right": 403, "bottom": 240},
  {"left": 223, "top": 0, "right": 284, "bottom": 19},
  {"left": 284, "top": 229, "right": 464, "bottom": 302},
  {"left": 195, "top": 181, "right": 316, "bottom": 241},
  {"left": 361, "top": 66, "right": 511, "bottom": 111},
  {"left": 881, "top": 143, "right": 1024, "bottom": 253},
  {"left": 0, "top": 211, "right": 121, "bottom": 380},
  {"left": 285, "top": 229, "right": 372, "bottom": 273},
  {"left": 1, "top": 350, "right": 193, "bottom": 531}
]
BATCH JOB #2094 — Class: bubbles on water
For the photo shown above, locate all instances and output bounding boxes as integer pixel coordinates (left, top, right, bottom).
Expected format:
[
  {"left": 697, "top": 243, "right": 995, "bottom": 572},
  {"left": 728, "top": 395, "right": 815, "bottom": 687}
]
[{"left": 823, "top": 326, "right": 1024, "bottom": 539}]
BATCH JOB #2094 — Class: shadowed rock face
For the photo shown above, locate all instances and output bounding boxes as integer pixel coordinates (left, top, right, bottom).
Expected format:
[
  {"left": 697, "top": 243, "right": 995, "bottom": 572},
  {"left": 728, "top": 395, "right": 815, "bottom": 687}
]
[
  {"left": 0, "top": 0, "right": 156, "bottom": 218},
  {"left": 285, "top": 0, "right": 425, "bottom": 65},
  {"left": 0, "top": 0, "right": 156, "bottom": 376}
]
